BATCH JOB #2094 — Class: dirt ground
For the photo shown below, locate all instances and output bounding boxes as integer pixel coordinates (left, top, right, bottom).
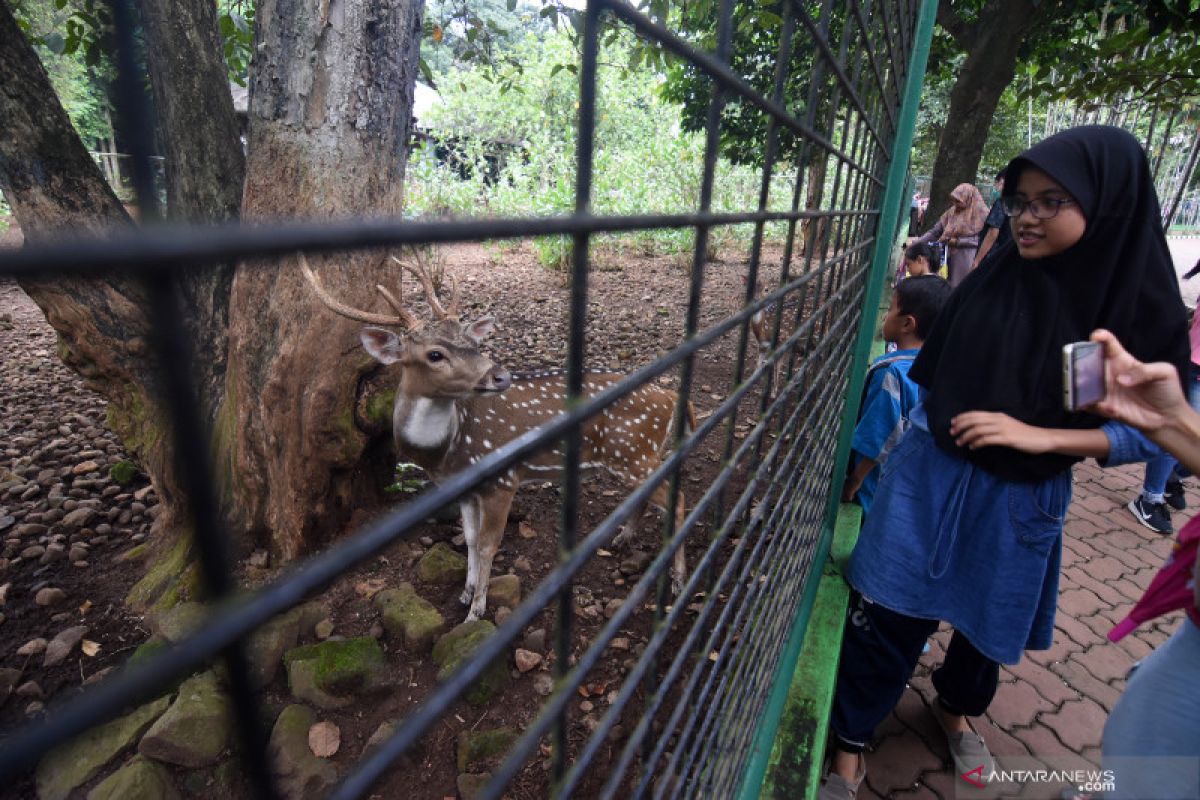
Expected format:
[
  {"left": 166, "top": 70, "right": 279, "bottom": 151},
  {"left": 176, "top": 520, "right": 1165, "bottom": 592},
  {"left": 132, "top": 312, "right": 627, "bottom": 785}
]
[{"left": 0, "top": 220, "right": 799, "bottom": 798}]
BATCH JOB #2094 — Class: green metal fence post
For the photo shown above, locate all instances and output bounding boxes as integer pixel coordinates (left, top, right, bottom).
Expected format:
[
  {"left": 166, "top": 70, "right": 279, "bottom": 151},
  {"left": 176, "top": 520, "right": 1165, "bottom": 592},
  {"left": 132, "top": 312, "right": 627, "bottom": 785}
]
[{"left": 734, "top": 2, "right": 938, "bottom": 797}]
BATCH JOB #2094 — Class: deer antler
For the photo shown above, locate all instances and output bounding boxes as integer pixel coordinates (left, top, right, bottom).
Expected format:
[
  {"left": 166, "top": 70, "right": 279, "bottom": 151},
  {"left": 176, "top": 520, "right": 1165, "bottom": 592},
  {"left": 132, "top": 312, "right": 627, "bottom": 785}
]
[
  {"left": 299, "top": 252, "right": 422, "bottom": 329},
  {"left": 391, "top": 255, "right": 461, "bottom": 320}
]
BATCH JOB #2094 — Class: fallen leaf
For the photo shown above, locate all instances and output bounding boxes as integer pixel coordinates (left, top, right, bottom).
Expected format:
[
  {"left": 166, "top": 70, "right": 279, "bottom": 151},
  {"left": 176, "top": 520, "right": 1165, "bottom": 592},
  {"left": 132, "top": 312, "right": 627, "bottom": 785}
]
[
  {"left": 708, "top": 650, "right": 719, "bottom": 662},
  {"left": 308, "top": 721, "right": 341, "bottom": 758},
  {"left": 577, "top": 686, "right": 590, "bottom": 698},
  {"left": 80, "top": 640, "right": 101, "bottom": 657},
  {"left": 518, "top": 520, "right": 537, "bottom": 539},
  {"left": 0, "top": 583, "right": 8, "bottom": 605},
  {"left": 597, "top": 549, "right": 613, "bottom": 557},
  {"left": 354, "top": 579, "right": 387, "bottom": 600},
  {"left": 78, "top": 599, "right": 93, "bottom": 616}
]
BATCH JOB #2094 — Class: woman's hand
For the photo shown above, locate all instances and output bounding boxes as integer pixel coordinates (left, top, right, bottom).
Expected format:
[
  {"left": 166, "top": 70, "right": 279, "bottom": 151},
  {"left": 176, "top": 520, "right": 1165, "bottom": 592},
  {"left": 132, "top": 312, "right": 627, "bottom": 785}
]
[
  {"left": 949, "top": 411, "right": 1051, "bottom": 453},
  {"left": 1088, "top": 329, "right": 1188, "bottom": 434}
]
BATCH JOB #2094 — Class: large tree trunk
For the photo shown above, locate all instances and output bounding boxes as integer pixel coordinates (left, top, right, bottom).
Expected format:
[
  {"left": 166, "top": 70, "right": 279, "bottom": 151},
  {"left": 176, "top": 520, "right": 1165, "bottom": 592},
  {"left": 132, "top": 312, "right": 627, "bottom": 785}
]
[
  {"left": 926, "top": 1, "right": 1046, "bottom": 230},
  {"left": 224, "top": 0, "right": 425, "bottom": 559},
  {"left": 1, "top": 0, "right": 246, "bottom": 610}
]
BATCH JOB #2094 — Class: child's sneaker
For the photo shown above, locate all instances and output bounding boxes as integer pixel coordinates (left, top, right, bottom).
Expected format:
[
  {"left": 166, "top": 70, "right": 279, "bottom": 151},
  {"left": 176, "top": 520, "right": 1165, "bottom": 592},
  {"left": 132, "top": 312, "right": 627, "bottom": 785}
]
[
  {"left": 818, "top": 754, "right": 866, "bottom": 800},
  {"left": 1127, "top": 496, "right": 1174, "bottom": 535},
  {"left": 1165, "top": 478, "right": 1187, "bottom": 511}
]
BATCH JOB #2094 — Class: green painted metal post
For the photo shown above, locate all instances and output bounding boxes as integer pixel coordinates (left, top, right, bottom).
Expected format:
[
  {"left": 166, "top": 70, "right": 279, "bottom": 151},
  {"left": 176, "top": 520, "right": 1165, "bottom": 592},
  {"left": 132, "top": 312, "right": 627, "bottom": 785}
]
[{"left": 734, "top": 2, "right": 938, "bottom": 797}]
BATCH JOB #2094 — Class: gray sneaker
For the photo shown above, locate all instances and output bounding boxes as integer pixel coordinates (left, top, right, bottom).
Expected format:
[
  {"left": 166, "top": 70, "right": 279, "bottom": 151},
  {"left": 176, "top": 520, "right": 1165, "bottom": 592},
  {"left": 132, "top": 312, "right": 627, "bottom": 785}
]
[
  {"left": 947, "top": 729, "right": 996, "bottom": 785},
  {"left": 817, "top": 755, "right": 866, "bottom": 800}
]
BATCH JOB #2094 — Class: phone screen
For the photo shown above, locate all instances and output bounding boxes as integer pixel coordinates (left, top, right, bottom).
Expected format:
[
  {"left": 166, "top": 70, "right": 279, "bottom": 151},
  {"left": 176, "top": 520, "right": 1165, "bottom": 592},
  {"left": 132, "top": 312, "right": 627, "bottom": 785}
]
[{"left": 1069, "top": 342, "right": 1106, "bottom": 409}]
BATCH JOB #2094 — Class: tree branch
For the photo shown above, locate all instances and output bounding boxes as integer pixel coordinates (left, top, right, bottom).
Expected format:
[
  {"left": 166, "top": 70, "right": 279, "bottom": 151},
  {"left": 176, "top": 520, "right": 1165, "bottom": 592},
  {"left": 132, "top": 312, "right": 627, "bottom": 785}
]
[{"left": 936, "top": 3, "right": 975, "bottom": 49}]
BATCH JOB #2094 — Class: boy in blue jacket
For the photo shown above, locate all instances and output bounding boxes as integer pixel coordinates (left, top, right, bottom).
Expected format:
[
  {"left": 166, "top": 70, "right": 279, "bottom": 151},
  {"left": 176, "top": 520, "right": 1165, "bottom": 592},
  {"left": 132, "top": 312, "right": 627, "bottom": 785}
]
[{"left": 842, "top": 275, "right": 951, "bottom": 513}]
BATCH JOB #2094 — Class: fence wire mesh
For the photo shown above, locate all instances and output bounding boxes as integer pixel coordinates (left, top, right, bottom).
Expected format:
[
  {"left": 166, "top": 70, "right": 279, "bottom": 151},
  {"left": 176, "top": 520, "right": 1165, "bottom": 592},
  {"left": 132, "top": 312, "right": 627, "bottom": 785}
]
[{"left": 0, "top": 0, "right": 921, "bottom": 797}]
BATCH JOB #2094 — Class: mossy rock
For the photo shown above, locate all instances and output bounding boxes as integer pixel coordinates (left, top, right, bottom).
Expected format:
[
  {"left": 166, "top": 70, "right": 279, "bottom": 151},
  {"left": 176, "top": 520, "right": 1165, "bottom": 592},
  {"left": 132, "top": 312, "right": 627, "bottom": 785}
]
[
  {"left": 153, "top": 601, "right": 209, "bottom": 643},
  {"left": 138, "top": 670, "right": 232, "bottom": 768},
  {"left": 457, "top": 727, "right": 518, "bottom": 773},
  {"left": 416, "top": 542, "right": 467, "bottom": 585},
  {"left": 126, "top": 638, "right": 170, "bottom": 671},
  {"left": 375, "top": 583, "right": 446, "bottom": 652},
  {"left": 267, "top": 705, "right": 337, "bottom": 799},
  {"left": 36, "top": 695, "right": 172, "bottom": 800},
  {"left": 108, "top": 460, "right": 139, "bottom": 486},
  {"left": 487, "top": 574, "right": 521, "bottom": 609},
  {"left": 432, "top": 621, "right": 509, "bottom": 706},
  {"left": 181, "top": 759, "right": 248, "bottom": 799},
  {"left": 284, "top": 637, "right": 388, "bottom": 697},
  {"left": 86, "top": 755, "right": 179, "bottom": 800}
]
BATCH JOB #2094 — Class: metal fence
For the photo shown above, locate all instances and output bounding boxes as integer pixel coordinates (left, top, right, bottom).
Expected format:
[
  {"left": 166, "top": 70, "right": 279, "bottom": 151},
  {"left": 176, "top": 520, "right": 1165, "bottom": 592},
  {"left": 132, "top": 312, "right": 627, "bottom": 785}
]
[{"left": 0, "top": 0, "right": 931, "bottom": 797}]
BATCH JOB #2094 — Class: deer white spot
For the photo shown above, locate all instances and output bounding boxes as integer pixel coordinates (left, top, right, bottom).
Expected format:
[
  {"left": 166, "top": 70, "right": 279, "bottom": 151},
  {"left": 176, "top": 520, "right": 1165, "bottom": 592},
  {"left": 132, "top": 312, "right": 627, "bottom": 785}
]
[
  {"left": 509, "top": 425, "right": 517, "bottom": 432},
  {"left": 464, "top": 435, "right": 472, "bottom": 444},
  {"left": 483, "top": 440, "right": 493, "bottom": 449}
]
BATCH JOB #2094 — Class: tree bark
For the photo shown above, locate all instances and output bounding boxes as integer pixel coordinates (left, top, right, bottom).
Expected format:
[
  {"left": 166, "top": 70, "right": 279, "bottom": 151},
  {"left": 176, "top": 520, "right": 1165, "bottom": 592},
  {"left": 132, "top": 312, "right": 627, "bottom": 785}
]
[
  {"left": 926, "top": 1, "right": 1046, "bottom": 231},
  {"left": 224, "top": 0, "right": 425, "bottom": 559},
  {"left": 0, "top": 4, "right": 185, "bottom": 586}
]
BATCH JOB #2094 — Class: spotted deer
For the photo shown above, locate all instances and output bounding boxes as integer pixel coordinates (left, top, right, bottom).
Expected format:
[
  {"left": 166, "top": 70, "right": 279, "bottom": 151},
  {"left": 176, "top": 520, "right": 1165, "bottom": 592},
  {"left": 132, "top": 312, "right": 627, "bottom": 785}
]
[{"left": 301, "top": 254, "right": 692, "bottom": 621}]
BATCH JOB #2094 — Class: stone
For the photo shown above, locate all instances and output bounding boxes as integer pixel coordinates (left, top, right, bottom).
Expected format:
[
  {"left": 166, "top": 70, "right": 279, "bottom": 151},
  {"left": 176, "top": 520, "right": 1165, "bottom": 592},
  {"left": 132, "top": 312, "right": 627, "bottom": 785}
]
[
  {"left": 20, "top": 544, "right": 46, "bottom": 560},
  {"left": 35, "top": 694, "right": 171, "bottom": 800},
  {"left": 15, "top": 523, "right": 47, "bottom": 537},
  {"left": 72, "top": 460, "right": 101, "bottom": 476},
  {"left": 16, "top": 680, "right": 43, "bottom": 698},
  {"left": 86, "top": 755, "right": 180, "bottom": 800},
  {"left": 457, "top": 772, "right": 493, "bottom": 800},
  {"left": 268, "top": 705, "right": 337, "bottom": 800},
  {"left": 245, "top": 608, "right": 303, "bottom": 688},
  {"left": 604, "top": 598, "right": 623, "bottom": 619},
  {"left": 69, "top": 545, "right": 89, "bottom": 563},
  {"left": 35, "top": 587, "right": 67, "bottom": 606},
  {"left": 416, "top": 542, "right": 467, "bottom": 585},
  {"left": 514, "top": 648, "right": 542, "bottom": 673},
  {"left": 610, "top": 637, "right": 631, "bottom": 651},
  {"left": 62, "top": 507, "right": 99, "bottom": 529},
  {"left": 284, "top": 638, "right": 389, "bottom": 707},
  {"left": 513, "top": 555, "right": 533, "bottom": 573},
  {"left": 313, "top": 619, "right": 334, "bottom": 640},
  {"left": 17, "top": 638, "right": 47, "bottom": 657},
  {"left": 39, "top": 543, "right": 65, "bottom": 564},
  {"left": 488, "top": 574, "right": 521, "bottom": 608},
  {"left": 363, "top": 719, "right": 400, "bottom": 759},
  {"left": 457, "top": 728, "right": 518, "bottom": 772},
  {"left": 523, "top": 628, "right": 547, "bottom": 653},
  {"left": 375, "top": 583, "right": 446, "bottom": 653},
  {"left": 155, "top": 601, "right": 208, "bottom": 643},
  {"left": 432, "top": 621, "right": 509, "bottom": 706},
  {"left": 0, "top": 667, "right": 21, "bottom": 705},
  {"left": 619, "top": 551, "right": 652, "bottom": 576},
  {"left": 44, "top": 625, "right": 89, "bottom": 667},
  {"left": 494, "top": 606, "right": 512, "bottom": 626},
  {"left": 532, "top": 673, "right": 554, "bottom": 696},
  {"left": 139, "top": 670, "right": 232, "bottom": 768}
]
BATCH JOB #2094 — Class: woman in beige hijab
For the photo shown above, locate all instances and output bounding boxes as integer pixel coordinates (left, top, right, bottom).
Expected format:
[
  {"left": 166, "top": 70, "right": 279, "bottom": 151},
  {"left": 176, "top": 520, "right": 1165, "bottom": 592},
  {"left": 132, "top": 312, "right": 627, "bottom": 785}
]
[{"left": 909, "top": 183, "right": 990, "bottom": 287}]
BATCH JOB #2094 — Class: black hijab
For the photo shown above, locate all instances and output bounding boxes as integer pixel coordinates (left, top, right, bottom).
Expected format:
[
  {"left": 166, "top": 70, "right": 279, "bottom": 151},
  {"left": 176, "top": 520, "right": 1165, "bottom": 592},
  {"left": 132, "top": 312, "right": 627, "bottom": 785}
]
[{"left": 909, "top": 125, "right": 1190, "bottom": 482}]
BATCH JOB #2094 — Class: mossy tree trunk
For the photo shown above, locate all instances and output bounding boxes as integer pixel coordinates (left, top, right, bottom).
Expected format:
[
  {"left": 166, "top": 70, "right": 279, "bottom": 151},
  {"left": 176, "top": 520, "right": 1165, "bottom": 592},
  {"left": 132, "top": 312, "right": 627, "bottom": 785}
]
[
  {"left": 224, "top": 0, "right": 424, "bottom": 559},
  {"left": 1, "top": 0, "right": 421, "bottom": 606}
]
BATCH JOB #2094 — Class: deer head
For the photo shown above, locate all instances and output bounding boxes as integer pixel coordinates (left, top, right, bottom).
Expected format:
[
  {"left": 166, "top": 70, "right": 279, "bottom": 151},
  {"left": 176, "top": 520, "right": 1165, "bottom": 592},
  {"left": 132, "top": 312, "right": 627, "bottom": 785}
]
[{"left": 300, "top": 252, "right": 513, "bottom": 402}]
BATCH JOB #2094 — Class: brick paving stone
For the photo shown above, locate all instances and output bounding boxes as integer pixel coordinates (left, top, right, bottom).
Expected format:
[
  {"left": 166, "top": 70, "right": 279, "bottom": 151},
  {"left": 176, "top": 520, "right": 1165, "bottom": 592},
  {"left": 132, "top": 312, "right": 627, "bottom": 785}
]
[
  {"left": 1075, "top": 611, "right": 1118, "bottom": 642},
  {"left": 1074, "top": 641, "right": 1136, "bottom": 686},
  {"left": 984, "top": 679, "right": 1056, "bottom": 730},
  {"left": 1038, "top": 696, "right": 1108, "bottom": 752},
  {"left": 892, "top": 686, "right": 944, "bottom": 750},
  {"left": 1088, "top": 537, "right": 1155, "bottom": 571},
  {"left": 1003, "top": 660, "right": 1080, "bottom": 707},
  {"left": 889, "top": 782, "right": 942, "bottom": 799},
  {"left": 1070, "top": 569, "right": 1138, "bottom": 606},
  {"left": 1011, "top": 721, "right": 1075, "bottom": 759},
  {"left": 1062, "top": 535, "right": 1101, "bottom": 562},
  {"left": 1111, "top": 632, "right": 1154, "bottom": 663},
  {"left": 1062, "top": 516, "right": 1107, "bottom": 540},
  {"left": 1048, "top": 659, "right": 1123, "bottom": 712},
  {"left": 1054, "top": 612, "right": 1104, "bottom": 650},
  {"left": 1076, "top": 493, "right": 1119, "bottom": 516},
  {"left": 1025, "top": 633, "right": 1084, "bottom": 668},
  {"left": 972, "top": 714, "right": 1033, "bottom": 759},
  {"left": 1057, "top": 588, "right": 1105, "bottom": 620},
  {"left": 865, "top": 727, "right": 944, "bottom": 794},
  {"left": 918, "top": 767, "right": 958, "bottom": 798},
  {"left": 1082, "top": 555, "right": 1127, "bottom": 582}
]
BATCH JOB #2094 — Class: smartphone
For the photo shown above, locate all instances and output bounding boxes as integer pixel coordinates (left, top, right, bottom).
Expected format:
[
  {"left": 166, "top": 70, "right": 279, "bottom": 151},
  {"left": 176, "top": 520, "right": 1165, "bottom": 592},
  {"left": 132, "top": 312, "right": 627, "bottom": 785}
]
[{"left": 1062, "top": 341, "right": 1106, "bottom": 411}]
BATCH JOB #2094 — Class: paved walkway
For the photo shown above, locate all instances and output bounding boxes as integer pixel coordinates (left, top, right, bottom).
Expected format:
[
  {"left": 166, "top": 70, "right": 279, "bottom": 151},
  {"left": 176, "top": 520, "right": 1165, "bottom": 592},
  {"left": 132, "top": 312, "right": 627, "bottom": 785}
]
[{"left": 859, "top": 458, "right": 1186, "bottom": 799}]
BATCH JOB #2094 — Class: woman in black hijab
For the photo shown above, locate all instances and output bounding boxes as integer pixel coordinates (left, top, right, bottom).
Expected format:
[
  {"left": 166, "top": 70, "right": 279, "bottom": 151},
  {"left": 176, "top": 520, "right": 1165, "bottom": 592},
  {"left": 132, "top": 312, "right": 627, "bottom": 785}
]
[{"left": 819, "top": 127, "right": 1190, "bottom": 799}]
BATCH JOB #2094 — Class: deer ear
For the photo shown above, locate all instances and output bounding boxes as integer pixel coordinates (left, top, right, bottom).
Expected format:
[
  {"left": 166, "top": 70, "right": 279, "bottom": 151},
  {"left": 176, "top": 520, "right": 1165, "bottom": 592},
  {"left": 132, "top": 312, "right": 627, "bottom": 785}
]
[
  {"left": 464, "top": 316, "right": 496, "bottom": 344},
  {"left": 361, "top": 327, "right": 405, "bottom": 364}
]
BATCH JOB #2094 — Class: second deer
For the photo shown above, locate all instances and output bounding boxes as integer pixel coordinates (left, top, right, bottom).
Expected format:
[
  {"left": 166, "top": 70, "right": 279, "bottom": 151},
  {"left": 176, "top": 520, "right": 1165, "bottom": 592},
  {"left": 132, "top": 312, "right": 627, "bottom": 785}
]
[{"left": 302, "top": 253, "right": 692, "bottom": 622}]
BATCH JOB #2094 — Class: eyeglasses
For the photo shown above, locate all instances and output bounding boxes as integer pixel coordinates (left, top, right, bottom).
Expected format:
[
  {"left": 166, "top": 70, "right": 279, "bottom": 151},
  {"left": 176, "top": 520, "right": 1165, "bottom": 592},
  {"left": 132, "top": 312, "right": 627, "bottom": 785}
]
[{"left": 1001, "top": 196, "right": 1076, "bottom": 219}]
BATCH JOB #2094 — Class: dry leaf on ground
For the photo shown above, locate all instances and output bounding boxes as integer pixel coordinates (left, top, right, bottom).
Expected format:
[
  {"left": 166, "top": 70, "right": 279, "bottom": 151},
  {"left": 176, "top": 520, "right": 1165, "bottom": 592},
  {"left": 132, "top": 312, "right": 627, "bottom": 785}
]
[{"left": 308, "top": 721, "right": 341, "bottom": 758}]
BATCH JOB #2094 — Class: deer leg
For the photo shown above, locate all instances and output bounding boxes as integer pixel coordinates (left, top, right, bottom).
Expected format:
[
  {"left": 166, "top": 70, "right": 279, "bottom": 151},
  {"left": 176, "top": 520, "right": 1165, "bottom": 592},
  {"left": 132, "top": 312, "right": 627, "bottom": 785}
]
[
  {"left": 646, "top": 481, "right": 688, "bottom": 597},
  {"left": 466, "top": 486, "right": 516, "bottom": 622},
  {"left": 459, "top": 497, "right": 482, "bottom": 607}
]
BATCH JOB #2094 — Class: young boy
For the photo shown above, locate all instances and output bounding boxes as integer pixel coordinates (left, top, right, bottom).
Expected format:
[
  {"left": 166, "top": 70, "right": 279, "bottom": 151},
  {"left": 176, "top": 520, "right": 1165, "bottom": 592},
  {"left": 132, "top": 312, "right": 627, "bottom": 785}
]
[{"left": 842, "top": 275, "right": 951, "bottom": 513}]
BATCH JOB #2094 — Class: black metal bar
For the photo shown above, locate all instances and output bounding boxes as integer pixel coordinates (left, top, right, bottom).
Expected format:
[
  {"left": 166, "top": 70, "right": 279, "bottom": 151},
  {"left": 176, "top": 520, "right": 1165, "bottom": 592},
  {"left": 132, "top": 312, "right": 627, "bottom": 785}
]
[
  {"left": 0, "top": 209, "right": 877, "bottom": 278},
  {"left": 598, "top": 0, "right": 881, "bottom": 182}
]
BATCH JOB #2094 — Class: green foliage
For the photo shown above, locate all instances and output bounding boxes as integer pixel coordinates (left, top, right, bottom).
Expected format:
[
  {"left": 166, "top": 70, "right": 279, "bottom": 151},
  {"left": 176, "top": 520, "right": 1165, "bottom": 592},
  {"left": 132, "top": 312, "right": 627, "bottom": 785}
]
[
  {"left": 385, "top": 462, "right": 428, "bottom": 496},
  {"left": 218, "top": 1, "right": 254, "bottom": 87},
  {"left": 405, "top": 29, "right": 791, "bottom": 267},
  {"left": 10, "top": 0, "right": 115, "bottom": 149}
]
